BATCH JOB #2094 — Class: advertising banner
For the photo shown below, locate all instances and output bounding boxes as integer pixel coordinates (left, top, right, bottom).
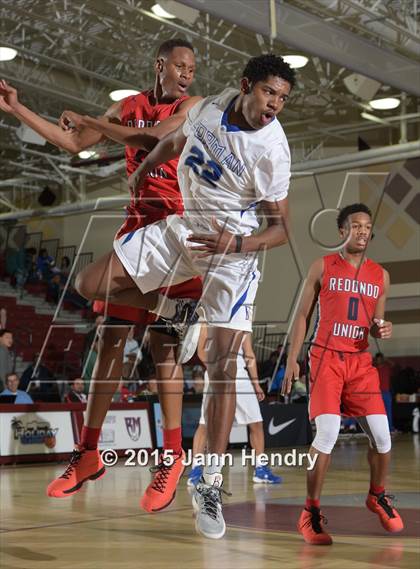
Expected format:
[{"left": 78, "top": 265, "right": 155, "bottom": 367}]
[{"left": 0, "top": 411, "right": 74, "bottom": 456}]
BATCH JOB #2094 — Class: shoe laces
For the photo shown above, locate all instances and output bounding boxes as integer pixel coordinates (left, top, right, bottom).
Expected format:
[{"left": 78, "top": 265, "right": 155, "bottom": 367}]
[
  {"left": 149, "top": 454, "right": 179, "bottom": 493},
  {"left": 60, "top": 449, "right": 83, "bottom": 479},
  {"left": 173, "top": 300, "right": 199, "bottom": 334},
  {"left": 304, "top": 507, "right": 328, "bottom": 534},
  {"left": 376, "top": 492, "right": 397, "bottom": 518},
  {"left": 196, "top": 483, "right": 231, "bottom": 521}
]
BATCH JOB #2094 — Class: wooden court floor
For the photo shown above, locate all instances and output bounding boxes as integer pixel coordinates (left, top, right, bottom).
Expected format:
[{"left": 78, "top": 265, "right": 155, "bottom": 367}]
[{"left": 1, "top": 434, "right": 419, "bottom": 569}]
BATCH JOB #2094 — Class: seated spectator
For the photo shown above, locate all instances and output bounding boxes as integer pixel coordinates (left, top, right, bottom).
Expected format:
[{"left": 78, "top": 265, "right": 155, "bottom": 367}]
[
  {"left": 0, "top": 307, "right": 7, "bottom": 330},
  {"left": 269, "top": 364, "right": 285, "bottom": 394},
  {"left": 0, "top": 372, "right": 33, "bottom": 403},
  {"left": 291, "top": 376, "right": 307, "bottom": 403},
  {"left": 20, "top": 354, "right": 59, "bottom": 402},
  {"left": 114, "top": 378, "right": 137, "bottom": 402},
  {"left": 46, "top": 273, "right": 62, "bottom": 304},
  {"left": 191, "top": 366, "right": 205, "bottom": 394},
  {"left": 260, "top": 351, "right": 279, "bottom": 382},
  {"left": 123, "top": 326, "right": 141, "bottom": 381},
  {"left": 83, "top": 337, "right": 98, "bottom": 393},
  {"left": 83, "top": 315, "right": 104, "bottom": 364},
  {"left": 36, "top": 248, "right": 55, "bottom": 280},
  {"left": 66, "top": 378, "right": 87, "bottom": 403},
  {"left": 138, "top": 376, "right": 158, "bottom": 396},
  {"left": 0, "top": 329, "right": 14, "bottom": 391},
  {"left": 59, "top": 255, "right": 71, "bottom": 280}
]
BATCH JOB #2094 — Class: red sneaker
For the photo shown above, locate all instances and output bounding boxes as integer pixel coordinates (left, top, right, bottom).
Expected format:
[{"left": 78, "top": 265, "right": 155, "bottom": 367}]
[
  {"left": 140, "top": 450, "right": 185, "bottom": 512},
  {"left": 366, "top": 492, "right": 404, "bottom": 533},
  {"left": 47, "top": 447, "right": 105, "bottom": 498},
  {"left": 297, "top": 507, "right": 333, "bottom": 545}
]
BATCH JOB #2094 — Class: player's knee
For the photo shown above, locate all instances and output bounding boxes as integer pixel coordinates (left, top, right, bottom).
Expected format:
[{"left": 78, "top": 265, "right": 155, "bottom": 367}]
[
  {"left": 370, "top": 430, "right": 392, "bottom": 454},
  {"left": 75, "top": 269, "right": 94, "bottom": 300},
  {"left": 312, "top": 414, "right": 341, "bottom": 454}
]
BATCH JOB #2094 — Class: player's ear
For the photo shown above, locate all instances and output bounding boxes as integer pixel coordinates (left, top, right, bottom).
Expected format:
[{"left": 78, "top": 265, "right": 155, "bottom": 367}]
[
  {"left": 240, "top": 77, "right": 251, "bottom": 94},
  {"left": 155, "top": 57, "right": 164, "bottom": 73}
]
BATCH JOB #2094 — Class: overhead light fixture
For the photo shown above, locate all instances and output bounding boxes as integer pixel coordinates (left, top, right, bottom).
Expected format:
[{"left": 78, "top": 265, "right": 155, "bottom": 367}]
[
  {"left": 0, "top": 47, "right": 17, "bottom": 61},
  {"left": 151, "top": 3, "right": 176, "bottom": 19},
  {"left": 283, "top": 55, "right": 308, "bottom": 69},
  {"left": 152, "top": 1, "right": 199, "bottom": 24},
  {"left": 369, "top": 97, "right": 400, "bottom": 110},
  {"left": 109, "top": 89, "right": 140, "bottom": 102},
  {"left": 361, "top": 112, "right": 393, "bottom": 126},
  {"left": 78, "top": 150, "right": 97, "bottom": 160}
]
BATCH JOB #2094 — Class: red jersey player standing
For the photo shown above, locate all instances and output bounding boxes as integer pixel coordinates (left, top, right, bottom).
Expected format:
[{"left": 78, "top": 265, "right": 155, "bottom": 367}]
[
  {"left": 0, "top": 39, "right": 202, "bottom": 512},
  {"left": 282, "top": 203, "right": 403, "bottom": 545}
]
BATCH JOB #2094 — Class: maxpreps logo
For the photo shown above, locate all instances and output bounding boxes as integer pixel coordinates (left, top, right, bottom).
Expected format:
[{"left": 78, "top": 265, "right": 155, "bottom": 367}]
[
  {"left": 125, "top": 417, "right": 142, "bottom": 442},
  {"left": 11, "top": 417, "right": 58, "bottom": 446}
]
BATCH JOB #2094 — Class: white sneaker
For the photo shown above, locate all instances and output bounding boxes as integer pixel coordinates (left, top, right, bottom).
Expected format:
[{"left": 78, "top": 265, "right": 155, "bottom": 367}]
[{"left": 192, "top": 476, "right": 230, "bottom": 539}]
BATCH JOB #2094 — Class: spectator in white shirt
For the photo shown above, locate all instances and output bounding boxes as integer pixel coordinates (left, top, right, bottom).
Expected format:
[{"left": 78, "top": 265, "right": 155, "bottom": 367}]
[{"left": 123, "top": 326, "right": 141, "bottom": 381}]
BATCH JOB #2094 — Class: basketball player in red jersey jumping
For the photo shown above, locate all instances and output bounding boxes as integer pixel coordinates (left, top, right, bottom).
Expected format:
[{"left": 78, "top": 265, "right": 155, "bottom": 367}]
[
  {"left": 0, "top": 39, "right": 202, "bottom": 512},
  {"left": 282, "top": 203, "right": 403, "bottom": 544}
]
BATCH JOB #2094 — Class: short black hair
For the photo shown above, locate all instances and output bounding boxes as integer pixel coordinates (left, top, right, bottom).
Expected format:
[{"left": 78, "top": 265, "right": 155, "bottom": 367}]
[
  {"left": 0, "top": 329, "right": 12, "bottom": 338},
  {"left": 6, "top": 372, "right": 18, "bottom": 382},
  {"left": 337, "top": 203, "right": 372, "bottom": 229},
  {"left": 242, "top": 53, "right": 296, "bottom": 89},
  {"left": 157, "top": 38, "right": 194, "bottom": 58}
]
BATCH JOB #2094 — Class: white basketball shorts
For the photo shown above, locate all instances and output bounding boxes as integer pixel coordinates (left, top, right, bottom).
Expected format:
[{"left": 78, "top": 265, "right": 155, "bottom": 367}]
[{"left": 114, "top": 214, "right": 259, "bottom": 332}]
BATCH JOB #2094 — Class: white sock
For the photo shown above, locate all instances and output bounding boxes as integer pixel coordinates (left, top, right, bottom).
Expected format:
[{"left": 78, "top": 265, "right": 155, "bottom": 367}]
[
  {"left": 204, "top": 471, "right": 223, "bottom": 487},
  {"left": 204, "top": 453, "right": 223, "bottom": 486},
  {"left": 152, "top": 294, "right": 177, "bottom": 319},
  {"left": 255, "top": 454, "right": 267, "bottom": 468}
]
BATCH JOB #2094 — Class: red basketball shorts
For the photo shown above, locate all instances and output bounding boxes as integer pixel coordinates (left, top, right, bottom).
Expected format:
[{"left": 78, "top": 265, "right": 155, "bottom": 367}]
[
  {"left": 92, "top": 210, "right": 202, "bottom": 323},
  {"left": 308, "top": 345, "right": 386, "bottom": 420}
]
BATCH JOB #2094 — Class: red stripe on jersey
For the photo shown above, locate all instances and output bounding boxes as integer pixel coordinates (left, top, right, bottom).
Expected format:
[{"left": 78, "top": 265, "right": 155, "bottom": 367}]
[{"left": 311, "top": 253, "right": 384, "bottom": 352}]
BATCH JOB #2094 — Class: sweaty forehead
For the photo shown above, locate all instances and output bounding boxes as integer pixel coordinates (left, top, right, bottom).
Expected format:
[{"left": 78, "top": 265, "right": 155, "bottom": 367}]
[
  {"left": 257, "top": 75, "right": 291, "bottom": 94},
  {"left": 349, "top": 212, "right": 372, "bottom": 224},
  {"left": 165, "top": 47, "right": 195, "bottom": 64}
]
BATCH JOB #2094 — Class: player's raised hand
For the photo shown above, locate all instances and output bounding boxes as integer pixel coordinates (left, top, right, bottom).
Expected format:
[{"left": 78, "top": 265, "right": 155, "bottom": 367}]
[
  {"left": 58, "top": 110, "right": 85, "bottom": 131},
  {"left": 0, "top": 79, "right": 19, "bottom": 113},
  {"left": 372, "top": 318, "right": 392, "bottom": 339},
  {"left": 187, "top": 217, "right": 236, "bottom": 257},
  {"left": 281, "top": 360, "right": 300, "bottom": 395}
]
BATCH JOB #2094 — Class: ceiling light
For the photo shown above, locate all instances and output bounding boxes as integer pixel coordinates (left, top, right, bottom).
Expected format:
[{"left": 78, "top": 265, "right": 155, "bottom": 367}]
[
  {"left": 283, "top": 55, "right": 308, "bottom": 69},
  {"left": 151, "top": 3, "right": 176, "bottom": 19},
  {"left": 0, "top": 47, "right": 17, "bottom": 61},
  {"left": 361, "top": 112, "right": 392, "bottom": 126},
  {"left": 109, "top": 89, "right": 140, "bottom": 102},
  {"left": 369, "top": 97, "right": 400, "bottom": 110},
  {"left": 78, "top": 150, "right": 97, "bottom": 160}
]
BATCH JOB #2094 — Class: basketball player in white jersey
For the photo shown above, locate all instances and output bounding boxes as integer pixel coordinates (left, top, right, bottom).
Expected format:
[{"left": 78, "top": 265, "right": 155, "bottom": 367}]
[
  {"left": 74, "top": 53, "right": 295, "bottom": 539},
  {"left": 188, "top": 332, "right": 282, "bottom": 487}
]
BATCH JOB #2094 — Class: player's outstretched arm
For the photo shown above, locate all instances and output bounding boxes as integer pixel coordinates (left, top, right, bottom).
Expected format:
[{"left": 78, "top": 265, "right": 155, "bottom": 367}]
[
  {"left": 128, "top": 123, "right": 187, "bottom": 192},
  {"left": 80, "top": 96, "right": 202, "bottom": 152},
  {"left": 370, "top": 269, "right": 392, "bottom": 339},
  {"left": 0, "top": 79, "right": 120, "bottom": 154},
  {"left": 281, "top": 258, "right": 323, "bottom": 395}
]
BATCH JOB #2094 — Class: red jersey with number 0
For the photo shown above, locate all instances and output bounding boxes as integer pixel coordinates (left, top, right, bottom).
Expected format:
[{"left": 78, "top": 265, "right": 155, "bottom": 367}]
[
  {"left": 311, "top": 253, "right": 384, "bottom": 352},
  {"left": 120, "top": 90, "right": 188, "bottom": 226}
]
